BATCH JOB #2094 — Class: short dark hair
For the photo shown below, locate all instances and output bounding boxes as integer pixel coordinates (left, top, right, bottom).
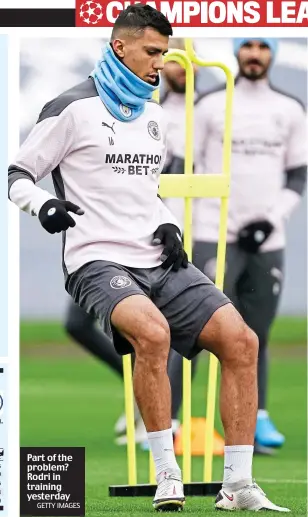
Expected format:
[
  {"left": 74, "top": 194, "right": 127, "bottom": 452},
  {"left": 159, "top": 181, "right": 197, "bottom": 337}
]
[{"left": 111, "top": 3, "right": 173, "bottom": 40}]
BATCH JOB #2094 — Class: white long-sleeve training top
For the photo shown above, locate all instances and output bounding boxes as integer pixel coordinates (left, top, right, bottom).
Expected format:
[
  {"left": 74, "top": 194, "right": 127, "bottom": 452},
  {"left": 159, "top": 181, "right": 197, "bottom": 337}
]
[
  {"left": 163, "top": 78, "right": 307, "bottom": 252},
  {"left": 8, "top": 78, "right": 180, "bottom": 276}
]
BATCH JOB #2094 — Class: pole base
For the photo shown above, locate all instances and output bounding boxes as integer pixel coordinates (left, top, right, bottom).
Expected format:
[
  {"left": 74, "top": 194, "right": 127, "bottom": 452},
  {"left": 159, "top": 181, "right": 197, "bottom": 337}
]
[{"left": 109, "top": 481, "right": 222, "bottom": 497}]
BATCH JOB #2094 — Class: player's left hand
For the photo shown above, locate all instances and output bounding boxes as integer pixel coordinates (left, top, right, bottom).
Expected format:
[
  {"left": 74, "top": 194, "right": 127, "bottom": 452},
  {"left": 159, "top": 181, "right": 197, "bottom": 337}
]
[
  {"left": 153, "top": 224, "right": 188, "bottom": 271},
  {"left": 238, "top": 220, "right": 274, "bottom": 253}
]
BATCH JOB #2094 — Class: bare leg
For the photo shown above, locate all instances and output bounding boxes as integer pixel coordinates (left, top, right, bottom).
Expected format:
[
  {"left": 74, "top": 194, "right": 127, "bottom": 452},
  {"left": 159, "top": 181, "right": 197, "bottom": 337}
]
[
  {"left": 111, "top": 295, "right": 171, "bottom": 432},
  {"left": 197, "top": 303, "right": 258, "bottom": 446},
  {"left": 111, "top": 293, "right": 183, "bottom": 506}
]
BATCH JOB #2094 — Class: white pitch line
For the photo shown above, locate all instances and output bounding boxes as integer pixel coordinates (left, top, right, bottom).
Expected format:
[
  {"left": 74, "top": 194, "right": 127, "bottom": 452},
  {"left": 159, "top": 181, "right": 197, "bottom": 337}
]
[{"left": 258, "top": 479, "right": 307, "bottom": 484}]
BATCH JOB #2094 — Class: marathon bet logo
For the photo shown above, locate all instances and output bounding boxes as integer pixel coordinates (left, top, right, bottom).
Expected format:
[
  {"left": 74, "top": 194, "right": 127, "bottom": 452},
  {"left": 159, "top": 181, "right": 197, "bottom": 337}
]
[
  {"left": 110, "top": 276, "right": 132, "bottom": 289},
  {"left": 106, "top": 153, "right": 162, "bottom": 175}
]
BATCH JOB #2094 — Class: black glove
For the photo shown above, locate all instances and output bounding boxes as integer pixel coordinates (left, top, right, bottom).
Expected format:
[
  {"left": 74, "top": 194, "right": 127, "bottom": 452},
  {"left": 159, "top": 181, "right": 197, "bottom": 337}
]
[
  {"left": 38, "top": 199, "right": 84, "bottom": 234},
  {"left": 238, "top": 220, "right": 274, "bottom": 253},
  {"left": 153, "top": 223, "right": 188, "bottom": 271}
]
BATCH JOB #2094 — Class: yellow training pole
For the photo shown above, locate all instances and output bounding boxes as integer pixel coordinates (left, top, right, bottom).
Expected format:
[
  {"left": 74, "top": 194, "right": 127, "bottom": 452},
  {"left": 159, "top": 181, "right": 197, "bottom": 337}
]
[
  {"left": 151, "top": 49, "right": 195, "bottom": 484},
  {"left": 184, "top": 39, "right": 234, "bottom": 483},
  {"left": 179, "top": 50, "right": 194, "bottom": 485},
  {"left": 123, "top": 354, "right": 137, "bottom": 485},
  {"left": 149, "top": 87, "right": 160, "bottom": 487}
]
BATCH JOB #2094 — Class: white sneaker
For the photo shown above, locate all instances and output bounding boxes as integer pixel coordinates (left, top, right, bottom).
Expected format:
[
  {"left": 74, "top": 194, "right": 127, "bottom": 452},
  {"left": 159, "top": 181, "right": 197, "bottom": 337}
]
[
  {"left": 153, "top": 468, "right": 185, "bottom": 512},
  {"left": 215, "top": 482, "right": 290, "bottom": 512}
]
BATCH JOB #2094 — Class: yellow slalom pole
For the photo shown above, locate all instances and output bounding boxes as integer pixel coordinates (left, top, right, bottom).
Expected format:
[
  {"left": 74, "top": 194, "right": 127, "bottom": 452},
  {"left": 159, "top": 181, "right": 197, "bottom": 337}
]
[
  {"left": 184, "top": 39, "right": 234, "bottom": 483},
  {"left": 153, "top": 48, "right": 195, "bottom": 484},
  {"left": 179, "top": 49, "right": 194, "bottom": 486},
  {"left": 148, "top": 86, "right": 160, "bottom": 487},
  {"left": 123, "top": 354, "right": 137, "bottom": 485},
  {"left": 165, "top": 50, "right": 194, "bottom": 484}
]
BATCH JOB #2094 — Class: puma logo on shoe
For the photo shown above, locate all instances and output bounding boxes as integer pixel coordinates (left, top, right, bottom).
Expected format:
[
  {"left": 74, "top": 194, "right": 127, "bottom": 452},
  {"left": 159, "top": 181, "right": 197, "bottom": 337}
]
[{"left": 223, "top": 491, "right": 234, "bottom": 501}]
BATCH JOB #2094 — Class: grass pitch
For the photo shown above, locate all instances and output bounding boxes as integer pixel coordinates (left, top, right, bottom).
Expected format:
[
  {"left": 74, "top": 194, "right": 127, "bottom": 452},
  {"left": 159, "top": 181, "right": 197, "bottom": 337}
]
[{"left": 20, "top": 320, "right": 307, "bottom": 515}]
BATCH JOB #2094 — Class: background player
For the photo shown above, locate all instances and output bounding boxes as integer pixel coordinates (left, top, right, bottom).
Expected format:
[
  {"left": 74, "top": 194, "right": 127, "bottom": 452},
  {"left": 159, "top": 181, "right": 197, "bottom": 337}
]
[
  {"left": 157, "top": 37, "right": 307, "bottom": 454},
  {"left": 192, "top": 38, "right": 307, "bottom": 450}
]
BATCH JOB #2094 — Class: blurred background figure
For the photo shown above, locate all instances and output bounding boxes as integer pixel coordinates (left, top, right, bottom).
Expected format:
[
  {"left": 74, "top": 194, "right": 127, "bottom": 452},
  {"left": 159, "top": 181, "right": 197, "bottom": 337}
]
[
  {"left": 158, "top": 37, "right": 307, "bottom": 454},
  {"left": 192, "top": 38, "right": 307, "bottom": 451}
]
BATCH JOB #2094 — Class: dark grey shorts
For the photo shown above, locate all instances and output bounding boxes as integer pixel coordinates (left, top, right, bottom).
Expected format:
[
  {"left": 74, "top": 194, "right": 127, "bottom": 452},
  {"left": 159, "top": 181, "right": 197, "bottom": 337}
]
[{"left": 66, "top": 260, "right": 230, "bottom": 359}]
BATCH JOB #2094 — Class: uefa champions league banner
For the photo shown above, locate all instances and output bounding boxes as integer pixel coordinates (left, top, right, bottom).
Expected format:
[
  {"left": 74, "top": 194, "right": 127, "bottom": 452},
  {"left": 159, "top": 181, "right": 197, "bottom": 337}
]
[
  {"left": 1, "top": 0, "right": 308, "bottom": 516},
  {"left": 0, "top": 0, "right": 307, "bottom": 25}
]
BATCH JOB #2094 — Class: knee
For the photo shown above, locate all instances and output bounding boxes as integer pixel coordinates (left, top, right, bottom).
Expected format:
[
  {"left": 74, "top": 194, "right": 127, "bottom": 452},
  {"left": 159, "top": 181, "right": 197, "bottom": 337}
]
[
  {"left": 236, "top": 324, "right": 259, "bottom": 368},
  {"left": 245, "top": 325, "right": 259, "bottom": 363},
  {"left": 223, "top": 322, "right": 259, "bottom": 370},
  {"left": 135, "top": 319, "right": 170, "bottom": 365}
]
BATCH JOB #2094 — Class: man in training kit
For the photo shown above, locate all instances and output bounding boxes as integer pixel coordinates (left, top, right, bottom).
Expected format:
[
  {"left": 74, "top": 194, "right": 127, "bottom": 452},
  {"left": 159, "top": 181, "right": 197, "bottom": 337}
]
[
  {"left": 192, "top": 38, "right": 307, "bottom": 451},
  {"left": 158, "top": 38, "right": 307, "bottom": 455},
  {"left": 63, "top": 38, "right": 196, "bottom": 448},
  {"left": 8, "top": 6, "right": 290, "bottom": 512}
]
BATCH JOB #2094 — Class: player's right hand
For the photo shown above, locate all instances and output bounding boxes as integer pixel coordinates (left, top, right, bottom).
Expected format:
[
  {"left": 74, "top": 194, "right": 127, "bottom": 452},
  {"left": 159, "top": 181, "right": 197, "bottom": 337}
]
[{"left": 38, "top": 199, "right": 84, "bottom": 234}]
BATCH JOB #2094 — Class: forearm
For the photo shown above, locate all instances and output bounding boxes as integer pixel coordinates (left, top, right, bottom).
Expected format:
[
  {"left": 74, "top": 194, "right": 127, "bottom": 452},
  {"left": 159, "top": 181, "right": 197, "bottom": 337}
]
[{"left": 8, "top": 177, "right": 56, "bottom": 216}]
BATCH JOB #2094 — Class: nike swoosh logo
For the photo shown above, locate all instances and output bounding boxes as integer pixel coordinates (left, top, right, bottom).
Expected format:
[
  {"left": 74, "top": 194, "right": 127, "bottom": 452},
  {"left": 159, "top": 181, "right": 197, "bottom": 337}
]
[{"left": 223, "top": 491, "right": 234, "bottom": 501}]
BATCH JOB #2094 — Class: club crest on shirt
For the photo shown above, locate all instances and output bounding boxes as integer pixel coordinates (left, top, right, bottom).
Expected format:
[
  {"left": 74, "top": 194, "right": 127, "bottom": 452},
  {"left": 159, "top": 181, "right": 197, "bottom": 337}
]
[
  {"left": 110, "top": 275, "right": 132, "bottom": 289},
  {"left": 148, "top": 121, "right": 161, "bottom": 141},
  {"left": 119, "top": 104, "right": 132, "bottom": 118}
]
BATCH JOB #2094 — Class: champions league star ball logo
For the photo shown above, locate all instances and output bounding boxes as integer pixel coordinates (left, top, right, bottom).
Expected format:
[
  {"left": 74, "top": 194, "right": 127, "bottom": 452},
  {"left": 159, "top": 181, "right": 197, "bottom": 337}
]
[{"left": 79, "top": 1, "right": 103, "bottom": 25}]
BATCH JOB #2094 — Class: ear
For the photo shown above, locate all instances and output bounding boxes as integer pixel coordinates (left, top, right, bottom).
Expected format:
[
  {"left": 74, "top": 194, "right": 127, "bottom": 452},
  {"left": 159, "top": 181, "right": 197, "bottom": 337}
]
[{"left": 112, "top": 39, "right": 125, "bottom": 59}]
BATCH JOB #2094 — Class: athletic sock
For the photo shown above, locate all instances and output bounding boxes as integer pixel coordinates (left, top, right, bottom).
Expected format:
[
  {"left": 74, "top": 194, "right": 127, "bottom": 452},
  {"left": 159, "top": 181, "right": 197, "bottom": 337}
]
[
  {"left": 147, "top": 428, "right": 180, "bottom": 476},
  {"left": 222, "top": 445, "right": 253, "bottom": 487}
]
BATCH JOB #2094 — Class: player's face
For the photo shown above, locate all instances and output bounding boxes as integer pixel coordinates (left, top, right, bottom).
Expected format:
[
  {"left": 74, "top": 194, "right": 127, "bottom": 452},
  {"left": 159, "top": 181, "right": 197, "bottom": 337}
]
[
  {"left": 163, "top": 61, "right": 198, "bottom": 93},
  {"left": 113, "top": 28, "right": 169, "bottom": 84},
  {"left": 238, "top": 41, "right": 272, "bottom": 80}
]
